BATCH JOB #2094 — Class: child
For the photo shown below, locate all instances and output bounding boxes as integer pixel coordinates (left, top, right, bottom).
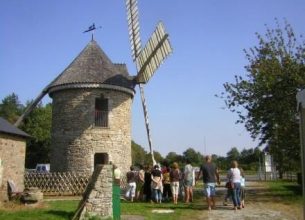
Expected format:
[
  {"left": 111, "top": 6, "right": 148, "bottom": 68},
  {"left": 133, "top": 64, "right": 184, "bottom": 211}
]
[{"left": 223, "top": 181, "right": 233, "bottom": 206}]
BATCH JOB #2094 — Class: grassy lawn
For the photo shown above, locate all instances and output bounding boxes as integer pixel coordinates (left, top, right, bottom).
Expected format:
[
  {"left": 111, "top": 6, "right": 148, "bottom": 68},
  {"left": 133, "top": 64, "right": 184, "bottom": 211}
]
[
  {"left": 121, "top": 199, "right": 207, "bottom": 220},
  {"left": 0, "top": 200, "right": 79, "bottom": 220},
  {"left": 0, "top": 180, "right": 302, "bottom": 219},
  {"left": 265, "top": 180, "right": 302, "bottom": 204}
]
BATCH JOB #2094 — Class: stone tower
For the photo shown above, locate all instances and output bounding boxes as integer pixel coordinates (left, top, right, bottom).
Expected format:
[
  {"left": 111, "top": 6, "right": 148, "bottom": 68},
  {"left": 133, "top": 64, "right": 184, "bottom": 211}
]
[{"left": 48, "top": 40, "right": 135, "bottom": 175}]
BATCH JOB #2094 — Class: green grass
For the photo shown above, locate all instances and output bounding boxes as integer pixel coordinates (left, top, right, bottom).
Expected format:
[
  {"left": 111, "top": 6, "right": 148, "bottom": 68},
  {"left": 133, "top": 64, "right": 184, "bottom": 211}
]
[
  {"left": 0, "top": 200, "right": 79, "bottom": 220},
  {"left": 265, "top": 180, "right": 302, "bottom": 204},
  {"left": 120, "top": 188, "right": 209, "bottom": 220},
  {"left": 0, "top": 181, "right": 302, "bottom": 220},
  {"left": 121, "top": 200, "right": 207, "bottom": 220}
]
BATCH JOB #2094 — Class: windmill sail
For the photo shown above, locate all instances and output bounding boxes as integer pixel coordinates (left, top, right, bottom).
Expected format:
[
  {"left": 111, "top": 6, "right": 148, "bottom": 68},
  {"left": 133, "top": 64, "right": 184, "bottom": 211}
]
[
  {"left": 138, "top": 84, "right": 156, "bottom": 164},
  {"left": 136, "top": 22, "right": 173, "bottom": 83},
  {"left": 125, "top": 0, "right": 172, "bottom": 165},
  {"left": 14, "top": 89, "right": 48, "bottom": 127},
  {"left": 126, "top": 0, "right": 158, "bottom": 165},
  {"left": 126, "top": 0, "right": 142, "bottom": 61}
]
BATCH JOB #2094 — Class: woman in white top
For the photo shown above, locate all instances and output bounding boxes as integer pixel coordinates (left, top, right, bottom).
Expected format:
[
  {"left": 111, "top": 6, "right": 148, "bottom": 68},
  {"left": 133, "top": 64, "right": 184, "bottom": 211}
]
[{"left": 228, "top": 160, "right": 241, "bottom": 211}]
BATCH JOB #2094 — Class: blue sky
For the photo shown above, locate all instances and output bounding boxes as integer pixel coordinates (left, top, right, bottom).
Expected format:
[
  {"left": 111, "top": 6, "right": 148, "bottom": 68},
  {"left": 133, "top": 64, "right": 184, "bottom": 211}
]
[{"left": 1, "top": 0, "right": 305, "bottom": 157}]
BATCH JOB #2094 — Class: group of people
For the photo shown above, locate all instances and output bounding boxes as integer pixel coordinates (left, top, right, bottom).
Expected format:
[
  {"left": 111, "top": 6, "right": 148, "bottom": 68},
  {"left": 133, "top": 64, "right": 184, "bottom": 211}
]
[
  {"left": 121, "top": 155, "right": 245, "bottom": 211},
  {"left": 124, "top": 160, "right": 196, "bottom": 205}
]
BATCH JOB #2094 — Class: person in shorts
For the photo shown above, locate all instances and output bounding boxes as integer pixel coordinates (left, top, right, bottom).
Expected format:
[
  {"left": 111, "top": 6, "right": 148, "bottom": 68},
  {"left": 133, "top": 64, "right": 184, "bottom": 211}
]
[
  {"left": 125, "top": 166, "right": 137, "bottom": 202},
  {"left": 184, "top": 159, "right": 194, "bottom": 203},
  {"left": 170, "top": 162, "right": 181, "bottom": 204},
  {"left": 196, "top": 155, "right": 220, "bottom": 210},
  {"left": 136, "top": 164, "right": 145, "bottom": 201}
]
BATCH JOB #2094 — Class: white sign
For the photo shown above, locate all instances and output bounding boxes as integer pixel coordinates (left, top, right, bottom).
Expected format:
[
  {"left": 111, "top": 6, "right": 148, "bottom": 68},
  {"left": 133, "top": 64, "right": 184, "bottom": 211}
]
[{"left": 264, "top": 154, "right": 272, "bottom": 172}]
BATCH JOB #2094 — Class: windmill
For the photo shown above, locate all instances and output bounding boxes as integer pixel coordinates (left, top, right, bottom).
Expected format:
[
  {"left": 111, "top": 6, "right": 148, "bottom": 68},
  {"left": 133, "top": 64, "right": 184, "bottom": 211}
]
[{"left": 125, "top": 0, "right": 173, "bottom": 165}]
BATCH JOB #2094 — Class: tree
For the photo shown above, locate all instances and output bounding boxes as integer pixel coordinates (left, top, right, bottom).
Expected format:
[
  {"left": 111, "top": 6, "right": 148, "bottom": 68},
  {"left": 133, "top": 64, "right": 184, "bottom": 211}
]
[
  {"left": 151, "top": 151, "right": 164, "bottom": 164},
  {"left": 131, "top": 140, "right": 147, "bottom": 166},
  {"left": 219, "top": 19, "right": 305, "bottom": 174},
  {"left": 213, "top": 155, "right": 228, "bottom": 171},
  {"left": 165, "top": 152, "right": 181, "bottom": 162},
  {"left": 0, "top": 93, "right": 24, "bottom": 123},
  {"left": 21, "top": 103, "right": 52, "bottom": 168},
  {"left": 0, "top": 94, "right": 52, "bottom": 168},
  {"left": 238, "top": 147, "right": 262, "bottom": 171},
  {"left": 131, "top": 143, "right": 164, "bottom": 166},
  {"left": 183, "top": 147, "right": 203, "bottom": 166},
  {"left": 226, "top": 147, "right": 240, "bottom": 162}
]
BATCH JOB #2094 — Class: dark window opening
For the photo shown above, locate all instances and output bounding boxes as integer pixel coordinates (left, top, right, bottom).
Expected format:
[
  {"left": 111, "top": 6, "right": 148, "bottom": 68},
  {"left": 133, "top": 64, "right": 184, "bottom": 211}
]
[
  {"left": 95, "top": 97, "right": 108, "bottom": 127},
  {"left": 94, "top": 153, "right": 109, "bottom": 168}
]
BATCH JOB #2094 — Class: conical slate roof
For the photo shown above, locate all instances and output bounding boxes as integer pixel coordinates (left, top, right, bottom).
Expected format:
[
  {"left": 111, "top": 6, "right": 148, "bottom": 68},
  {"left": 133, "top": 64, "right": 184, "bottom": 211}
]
[{"left": 48, "top": 40, "right": 135, "bottom": 94}]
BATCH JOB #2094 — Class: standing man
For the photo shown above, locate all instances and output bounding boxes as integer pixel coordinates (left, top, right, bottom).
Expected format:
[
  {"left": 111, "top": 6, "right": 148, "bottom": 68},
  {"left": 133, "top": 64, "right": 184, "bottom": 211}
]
[{"left": 197, "top": 155, "right": 220, "bottom": 211}]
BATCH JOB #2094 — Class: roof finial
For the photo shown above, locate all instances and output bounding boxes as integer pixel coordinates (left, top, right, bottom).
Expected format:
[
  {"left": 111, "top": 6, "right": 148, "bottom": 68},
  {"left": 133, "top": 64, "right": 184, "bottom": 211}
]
[{"left": 83, "top": 23, "right": 101, "bottom": 41}]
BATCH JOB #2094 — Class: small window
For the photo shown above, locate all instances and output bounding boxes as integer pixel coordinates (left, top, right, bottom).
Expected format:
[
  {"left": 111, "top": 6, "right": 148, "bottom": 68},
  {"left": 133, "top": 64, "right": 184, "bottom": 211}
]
[
  {"left": 94, "top": 153, "right": 109, "bottom": 168},
  {"left": 95, "top": 97, "right": 108, "bottom": 127}
]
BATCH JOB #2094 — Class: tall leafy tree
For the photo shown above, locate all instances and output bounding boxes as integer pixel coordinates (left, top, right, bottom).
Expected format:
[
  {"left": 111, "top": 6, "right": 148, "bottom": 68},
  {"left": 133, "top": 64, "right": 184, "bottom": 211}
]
[
  {"left": 226, "top": 147, "right": 240, "bottom": 162},
  {"left": 0, "top": 93, "right": 24, "bottom": 123},
  {"left": 131, "top": 140, "right": 147, "bottom": 166},
  {"left": 21, "top": 102, "right": 52, "bottom": 168},
  {"left": 219, "top": 20, "right": 305, "bottom": 175},
  {"left": 183, "top": 147, "right": 203, "bottom": 166},
  {"left": 238, "top": 147, "right": 262, "bottom": 171},
  {"left": 131, "top": 140, "right": 164, "bottom": 166},
  {"left": 213, "top": 155, "right": 228, "bottom": 171},
  {"left": 165, "top": 152, "right": 182, "bottom": 164},
  {"left": 152, "top": 151, "right": 164, "bottom": 164}
]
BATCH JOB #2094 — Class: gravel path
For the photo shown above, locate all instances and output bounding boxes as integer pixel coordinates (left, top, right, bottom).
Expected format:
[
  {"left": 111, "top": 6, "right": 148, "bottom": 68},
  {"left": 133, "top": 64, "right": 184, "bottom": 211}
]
[
  {"left": 203, "top": 181, "right": 300, "bottom": 220},
  {"left": 205, "top": 203, "right": 296, "bottom": 220}
]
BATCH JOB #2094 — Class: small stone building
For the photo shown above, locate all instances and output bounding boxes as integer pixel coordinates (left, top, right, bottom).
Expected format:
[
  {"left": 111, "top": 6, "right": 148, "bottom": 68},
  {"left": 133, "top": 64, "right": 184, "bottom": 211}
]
[
  {"left": 48, "top": 40, "right": 135, "bottom": 175},
  {"left": 0, "top": 117, "right": 30, "bottom": 201}
]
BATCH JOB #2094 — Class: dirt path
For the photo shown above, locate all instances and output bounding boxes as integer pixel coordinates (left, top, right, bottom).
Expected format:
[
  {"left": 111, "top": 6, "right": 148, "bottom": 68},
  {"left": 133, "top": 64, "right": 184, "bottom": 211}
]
[
  {"left": 201, "top": 181, "right": 302, "bottom": 220},
  {"left": 205, "top": 202, "right": 297, "bottom": 220}
]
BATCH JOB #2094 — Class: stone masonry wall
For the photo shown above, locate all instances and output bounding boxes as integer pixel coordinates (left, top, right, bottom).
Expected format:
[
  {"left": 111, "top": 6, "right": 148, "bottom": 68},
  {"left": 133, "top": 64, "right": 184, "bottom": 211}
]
[
  {"left": 0, "top": 133, "right": 26, "bottom": 201},
  {"left": 77, "top": 164, "right": 113, "bottom": 219},
  {"left": 50, "top": 88, "right": 132, "bottom": 175}
]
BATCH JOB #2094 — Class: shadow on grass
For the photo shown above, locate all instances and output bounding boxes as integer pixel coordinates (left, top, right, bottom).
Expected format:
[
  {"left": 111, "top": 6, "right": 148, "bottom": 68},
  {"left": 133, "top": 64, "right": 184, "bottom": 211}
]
[
  {"left": 241, "top": 181, "right": 302, "bottom": 204},
  {"left": 46, "top": 210, "right": 75, "bottom": 219},
  {"left": 284, "top": 184, "right": 302, "bottom": 194}
]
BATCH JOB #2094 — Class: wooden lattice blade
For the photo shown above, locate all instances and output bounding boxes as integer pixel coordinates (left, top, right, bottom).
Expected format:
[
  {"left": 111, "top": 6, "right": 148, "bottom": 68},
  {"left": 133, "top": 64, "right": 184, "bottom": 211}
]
[
  {"left": 136, "top": 22, "right": 173, "bottom": 84},
  {"left": 126, "top": 0, "right": 142, "bottom": 61}
]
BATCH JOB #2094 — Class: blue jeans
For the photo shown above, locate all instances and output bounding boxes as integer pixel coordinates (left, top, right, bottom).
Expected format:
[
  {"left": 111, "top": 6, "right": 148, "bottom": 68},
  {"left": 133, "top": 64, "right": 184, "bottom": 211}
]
[
  {"left": 231, "top": 182, "right": 241, "bottom": 207},
  {"left": 152, "top": 189, "right": 162, "bottom": 202}
]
